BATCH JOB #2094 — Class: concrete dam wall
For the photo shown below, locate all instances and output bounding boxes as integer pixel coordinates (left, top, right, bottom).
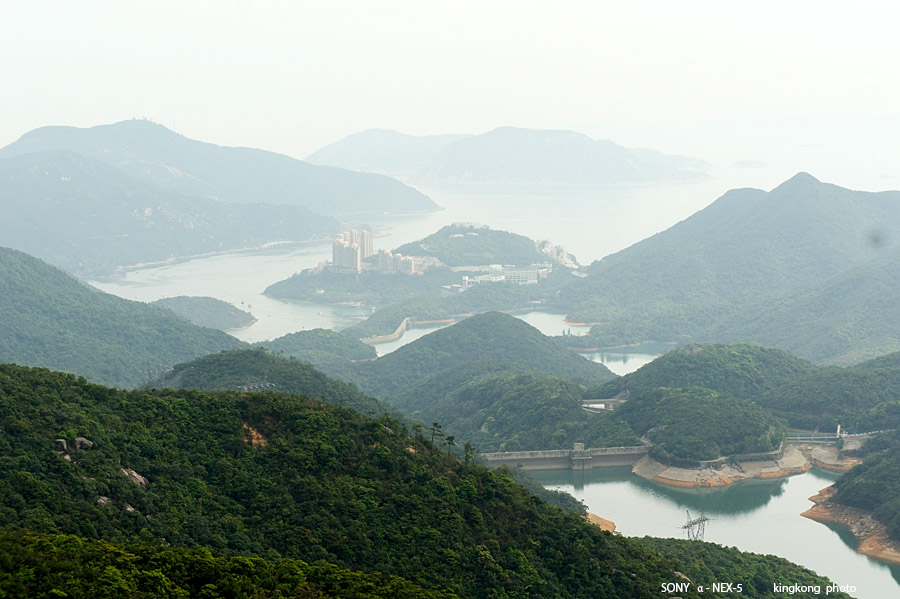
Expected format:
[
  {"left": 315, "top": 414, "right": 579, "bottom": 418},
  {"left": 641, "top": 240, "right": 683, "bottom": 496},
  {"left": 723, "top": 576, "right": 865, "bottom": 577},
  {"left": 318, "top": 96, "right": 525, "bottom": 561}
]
[{"left": 480, "top": 444, "right": 650, "bottom": 471}]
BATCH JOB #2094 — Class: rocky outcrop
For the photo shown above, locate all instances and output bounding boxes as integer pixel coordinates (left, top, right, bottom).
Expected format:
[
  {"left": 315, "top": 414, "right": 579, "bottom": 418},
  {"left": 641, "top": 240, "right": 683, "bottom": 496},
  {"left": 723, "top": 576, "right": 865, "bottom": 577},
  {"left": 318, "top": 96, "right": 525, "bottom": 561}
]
[
  {"left": 73, "top": 437, "right": 93, "bottom": 450},
  {"left": 242, "top": 423, "right": 268, "bottom": 448},
  {"left": 121, "top": 468, "right": 150, "bottom": 488}
]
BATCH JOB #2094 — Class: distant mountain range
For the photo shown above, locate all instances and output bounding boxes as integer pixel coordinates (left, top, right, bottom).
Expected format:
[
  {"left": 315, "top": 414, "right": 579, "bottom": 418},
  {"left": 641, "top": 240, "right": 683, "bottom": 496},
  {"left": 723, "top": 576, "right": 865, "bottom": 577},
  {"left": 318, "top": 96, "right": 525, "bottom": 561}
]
[
  {"left": 0, "top": 120, "right": 438, "bottom": 217},
  {"left": 0, "top": 151, "right": 338, "bottom": 275},
  {"left": 560, "top": 173, "right": 900, "bottom": 364},
  {"left": 306, "top": 128, "right": 469, "bottom": 177},
  {"left": 0, "top": 247, "right": 245, "bottom": 387},
  {"left": 0, "top": 120, "right": 439, "bottom": 274},
  {"left": 307, "top": 126, "right": 710, "bottom": 185}
]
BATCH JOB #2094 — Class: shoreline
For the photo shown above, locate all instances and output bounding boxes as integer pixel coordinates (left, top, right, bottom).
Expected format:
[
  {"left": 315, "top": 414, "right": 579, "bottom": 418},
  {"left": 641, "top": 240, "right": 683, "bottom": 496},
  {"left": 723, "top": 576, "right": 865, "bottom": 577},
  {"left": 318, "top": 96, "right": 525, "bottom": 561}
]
[
  {"left": 94, "top": 238, "right": 333, "bottom": 280},
  {"left": 225, "top": 317, "right": 259, "bottom": 333},
  {"left": 630, "top": 444, "right": 858, "bottom": 488},
  {"left": 801, "top": 486, "right": 900, "bottom": 565}
]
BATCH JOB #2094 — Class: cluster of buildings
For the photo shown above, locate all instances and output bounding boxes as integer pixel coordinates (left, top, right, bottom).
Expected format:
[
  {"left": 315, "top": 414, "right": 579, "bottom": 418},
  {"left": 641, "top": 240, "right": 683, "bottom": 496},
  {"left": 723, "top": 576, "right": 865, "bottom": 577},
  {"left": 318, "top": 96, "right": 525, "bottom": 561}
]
[
  {"left": 330, "top": 230, "right": 416, "bottom": 274},
  {"left": 331, "top": 230, "right": 374, "bottom": 273},
  {"left": 375, "top": 249, "right": 416, "bottom": 274},
  {"left": 441, "top": 263, "right": 551, "bottom": 296}
]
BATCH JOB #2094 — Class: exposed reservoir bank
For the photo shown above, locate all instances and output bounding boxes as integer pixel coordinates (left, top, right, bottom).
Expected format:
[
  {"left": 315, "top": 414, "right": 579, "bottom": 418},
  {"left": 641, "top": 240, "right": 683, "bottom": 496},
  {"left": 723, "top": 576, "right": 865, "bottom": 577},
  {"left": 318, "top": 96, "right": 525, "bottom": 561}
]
[{"left": 802, "top": 486, "right": 900, "bottom": 566}]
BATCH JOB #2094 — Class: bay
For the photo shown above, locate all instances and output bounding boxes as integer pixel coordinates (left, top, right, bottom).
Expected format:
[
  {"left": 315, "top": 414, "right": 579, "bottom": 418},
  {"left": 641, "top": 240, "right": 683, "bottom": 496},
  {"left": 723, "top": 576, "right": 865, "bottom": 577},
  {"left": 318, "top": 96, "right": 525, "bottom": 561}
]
[
  {"left": 530, "top": 468, "right": 900, "bottom": 599},
  {"left": 90, "top": 243, "right": 372, "bottom": 343}
]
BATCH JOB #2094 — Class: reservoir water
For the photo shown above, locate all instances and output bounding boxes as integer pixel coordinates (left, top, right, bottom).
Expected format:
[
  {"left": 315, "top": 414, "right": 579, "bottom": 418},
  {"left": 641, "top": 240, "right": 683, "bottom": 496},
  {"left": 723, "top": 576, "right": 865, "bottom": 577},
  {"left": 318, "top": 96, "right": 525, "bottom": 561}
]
[{"left": 530, "top": 468, "right": 900, "bottom": 599}]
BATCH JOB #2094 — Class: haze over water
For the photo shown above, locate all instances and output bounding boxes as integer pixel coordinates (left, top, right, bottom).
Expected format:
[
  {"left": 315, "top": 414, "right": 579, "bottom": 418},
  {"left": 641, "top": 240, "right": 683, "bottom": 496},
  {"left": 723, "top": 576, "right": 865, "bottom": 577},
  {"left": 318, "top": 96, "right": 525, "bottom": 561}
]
[{"left": 91, "top": 174, "right": 760, "bottom": 365}]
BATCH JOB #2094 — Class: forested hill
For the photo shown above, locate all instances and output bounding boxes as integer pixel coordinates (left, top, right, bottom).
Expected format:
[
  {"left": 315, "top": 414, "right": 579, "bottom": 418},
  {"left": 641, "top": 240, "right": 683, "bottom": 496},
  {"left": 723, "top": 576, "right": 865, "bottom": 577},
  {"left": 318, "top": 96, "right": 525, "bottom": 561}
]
[
  {"left": 0, "top": 247, "right": 245, "bottom": 388},
  {"left": 0, "top": 529, "right": 456, "bottom": 599},
  {"left": 611, "top": 387, "right": 786, "bottom": 466},
  {"left": 560, "top": 173, "right": 900, "bottom": 363},
  {"left": 0, "top": 151, "right": 337, "bottom": 276},
  {"left": 833, "top": 431, "right": 900, "bottom": 542},
  {"left": 350, "top": 312, "right": 615, "bottom": 403},
  {"left": 0, "top": 364, "right": 850, "bottom": 598},
  {"left": 590, "top": 344, "right": 820, "bottom": 401},
  {"left": 392, "top": 223, "right": 549, "bottom": 266},
  {"left": 153, "top": 348, "right": 394, "bottom": 418},
  {"left": 0, "top": 119, "right": 438, "bottom": 217},
  {"left": 392, "top": 368, "right": 641, "bottom": 452},
  {"left": 258, "top": 328, "right": 377, "bottom": 367},
  {"left": 586, "top": 342, "right": 900, "bottom": 434},
  {"left": 704, "top": 244, "right": 900, "bottom": 364},
  {"left": 758, "top": 349, "right": 900, "bottom": 431}
]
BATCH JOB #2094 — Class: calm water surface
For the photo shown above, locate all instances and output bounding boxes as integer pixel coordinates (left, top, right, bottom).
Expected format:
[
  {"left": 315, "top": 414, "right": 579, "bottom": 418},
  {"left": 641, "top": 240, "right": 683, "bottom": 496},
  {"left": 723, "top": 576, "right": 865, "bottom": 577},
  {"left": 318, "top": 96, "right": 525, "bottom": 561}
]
[
  {"left": 530, "top": 468, "right": 900, "bottom": 599},
  {"left": 90, "top": 244, "right": 371, "bottom": 343}
]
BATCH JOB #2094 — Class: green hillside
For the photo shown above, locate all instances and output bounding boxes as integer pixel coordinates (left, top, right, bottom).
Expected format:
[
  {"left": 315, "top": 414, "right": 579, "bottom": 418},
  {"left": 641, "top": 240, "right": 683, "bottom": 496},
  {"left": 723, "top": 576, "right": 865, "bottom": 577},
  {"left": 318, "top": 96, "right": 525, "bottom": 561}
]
[
  {"left": 350, "top": 312, "right": 615, "bottom": 403},
  {"left": 153, "top": 348, "right": 392, "bottom": 417},
  {"left": 590, "top": 344, "right": 819, "bottom": 401},
  {"left": 0, "top": 247, "right": 245, "bottom": 388},
  {"left": 833, "top": 431, "right": 900, "bottom": 542},
  {"left": 0, "top": 529, "right": 455, "bottom": 599},
  {"left": 560, "top": 174, "right": 900, "bottom": 363},
  {"left": 612, "top": 388, "right": 786, "bottom": 466},
  {"left": 0, "top": 362, "right": 742, "bottom": 598},
  {"left": 1, "top": 120, "right": 438, "bottom": 217},
  {"left": 152, "top": 296, "right": 256, "bottom": 331},
  {"left": 705, "top": 246, "right": 900, "bottom": 364},
  {"left": 259, "top": 328, "right": 376, "bottom": 367},
  {"left": 339, "top": 281, "right": 557, "bottom": 339},
  {"left": 392, "top": 223, "right": 547, "bottom": 266},
  {"left": 639, "top": 538, "right": 853, "bottom": 599},
  {"left": 0, "top": 151, "right": 337, "bottom": 276},
  {"left": 758, "top": 350, "right": 900, "bottom": 431},
  {"left": 409, "top": 370, "right": 639, "bottom": 452}
]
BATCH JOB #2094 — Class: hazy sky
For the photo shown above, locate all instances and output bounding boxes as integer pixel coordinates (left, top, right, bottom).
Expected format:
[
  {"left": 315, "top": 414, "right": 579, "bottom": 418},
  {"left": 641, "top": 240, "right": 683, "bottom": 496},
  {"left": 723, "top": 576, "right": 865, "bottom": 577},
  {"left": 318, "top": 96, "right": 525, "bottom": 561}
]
[{"left": 3, "top": 1, "right": 899, "bottom": 189}]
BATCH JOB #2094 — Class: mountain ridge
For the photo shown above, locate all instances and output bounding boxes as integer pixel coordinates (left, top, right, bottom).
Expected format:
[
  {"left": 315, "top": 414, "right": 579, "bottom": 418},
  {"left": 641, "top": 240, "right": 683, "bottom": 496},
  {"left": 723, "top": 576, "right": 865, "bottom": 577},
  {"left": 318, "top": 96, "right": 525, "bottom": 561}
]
[
  {"left": 0, "top": 246, "right": 246, "bottom": 388},
  {"left": 0, "top": 119, "right": 439, "bottom": 217},
  {"left": 560, "top": 174, "right": 900, "bottom": 362}
]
